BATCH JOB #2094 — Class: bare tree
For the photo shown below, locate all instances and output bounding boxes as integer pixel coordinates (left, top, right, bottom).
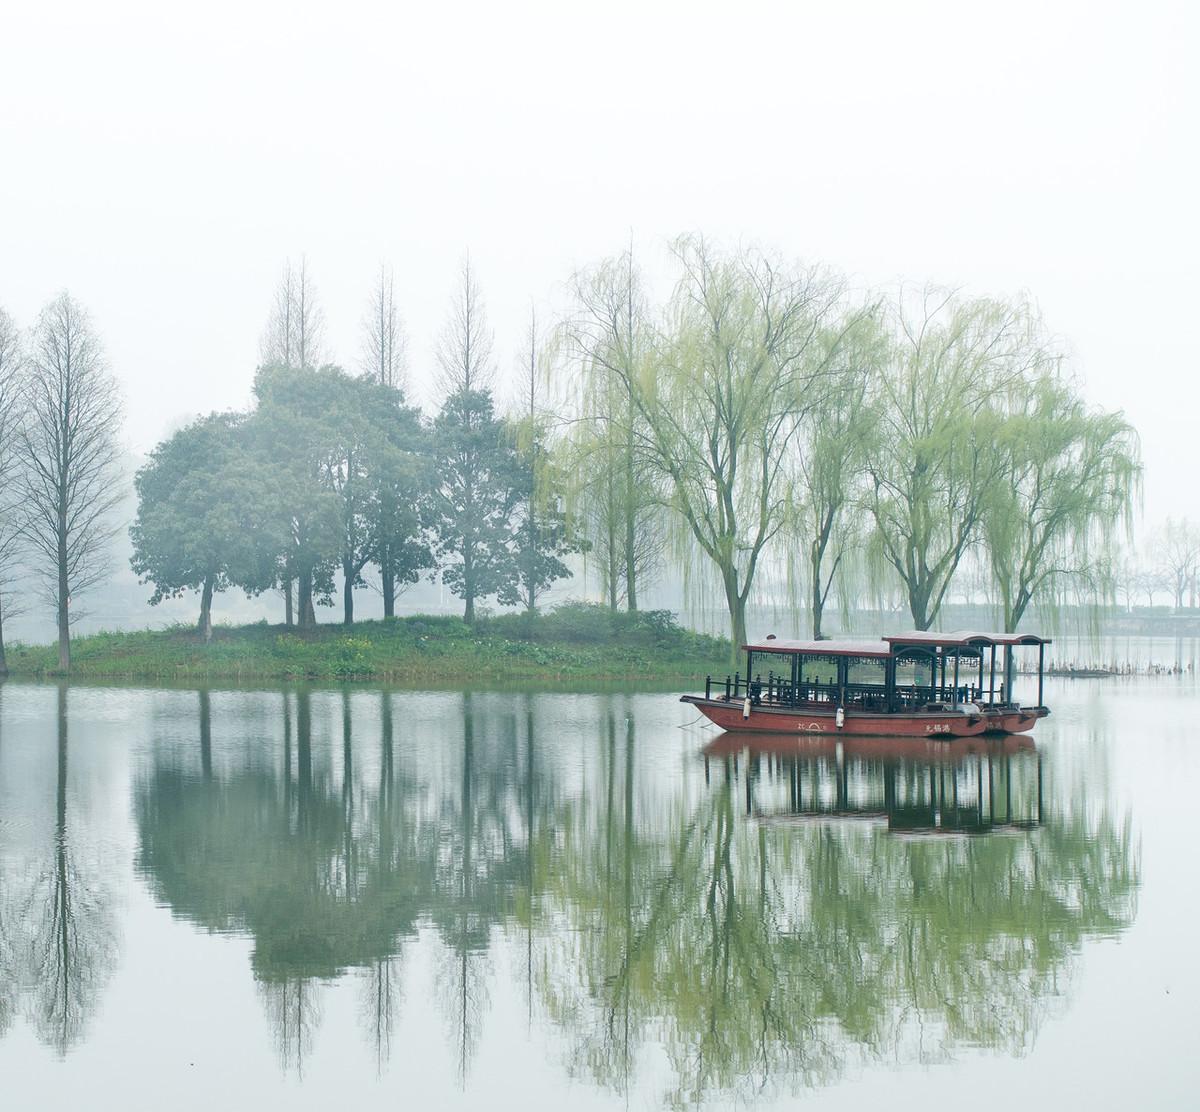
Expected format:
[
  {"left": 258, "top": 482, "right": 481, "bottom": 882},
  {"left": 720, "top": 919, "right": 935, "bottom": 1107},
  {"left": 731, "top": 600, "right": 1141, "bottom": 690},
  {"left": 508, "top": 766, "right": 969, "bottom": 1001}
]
[
  {"left": 16, "top": 294, "right": 124, "bottom": 672},
  {"left": 260, "top": 257, "right": 324, "bottom": 624},
  {"left": 436, "top": 256, "right": 494, "bottom": 394},
  {"left": 361, "top": 264, "right": 407, "bottom": 389},
  {"left": 0, "top": 308, "right": 24, "bottom": 676},
  {"left": 1157, "top": 517, "right": 1200, "bottom": 611},
  {"left": 260, "top": 256, "right": 325, "bottom": 370}
]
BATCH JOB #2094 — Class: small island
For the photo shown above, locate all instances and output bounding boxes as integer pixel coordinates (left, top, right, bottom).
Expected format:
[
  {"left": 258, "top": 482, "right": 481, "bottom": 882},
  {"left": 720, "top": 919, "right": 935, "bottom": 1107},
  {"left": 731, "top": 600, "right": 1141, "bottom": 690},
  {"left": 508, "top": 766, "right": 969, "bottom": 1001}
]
[{"left": 1, "top": 604, "right": 730, "bottom": 684}]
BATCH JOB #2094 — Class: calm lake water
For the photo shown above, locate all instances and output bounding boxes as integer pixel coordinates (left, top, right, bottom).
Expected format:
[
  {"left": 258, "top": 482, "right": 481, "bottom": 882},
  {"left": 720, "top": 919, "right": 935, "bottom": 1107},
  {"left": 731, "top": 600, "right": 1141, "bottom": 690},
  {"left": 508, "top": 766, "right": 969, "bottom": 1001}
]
[{"left": 0, "top": 675, "right": 1195, "bottom": 1110}]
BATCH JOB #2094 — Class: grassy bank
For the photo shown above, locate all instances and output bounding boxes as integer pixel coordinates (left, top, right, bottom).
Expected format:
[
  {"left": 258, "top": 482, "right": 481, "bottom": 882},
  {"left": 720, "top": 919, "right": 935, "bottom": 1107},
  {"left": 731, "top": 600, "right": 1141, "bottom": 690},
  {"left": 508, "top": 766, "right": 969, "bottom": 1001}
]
[{"left": 3, "top": 604, "right": 731, "bottom": 683}]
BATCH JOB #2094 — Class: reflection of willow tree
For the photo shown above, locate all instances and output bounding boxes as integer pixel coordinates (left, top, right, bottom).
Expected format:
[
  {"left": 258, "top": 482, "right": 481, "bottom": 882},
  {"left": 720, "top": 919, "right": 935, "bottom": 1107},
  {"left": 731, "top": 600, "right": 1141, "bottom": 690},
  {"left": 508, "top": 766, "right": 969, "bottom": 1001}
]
[
  {"left": 21, "top": 684, "right": 117, "bottom": 1056},
  {"left": 430, "top": 692, "right": 531, "bottom": 1083},
  {"left": 135, "top": 688, "right": 431, "bottom": 1074},
  {"left": 539, "top": 741, "right": 1139, "bottom": 1105}
]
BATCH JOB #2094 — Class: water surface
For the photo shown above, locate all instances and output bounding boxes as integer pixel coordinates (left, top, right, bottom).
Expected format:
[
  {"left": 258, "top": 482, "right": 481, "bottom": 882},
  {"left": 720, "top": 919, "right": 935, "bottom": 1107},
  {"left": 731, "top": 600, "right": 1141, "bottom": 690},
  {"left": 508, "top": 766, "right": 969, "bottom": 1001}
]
[{"left": 0, "top": 676, "right": 1193, "bottom": 1109}]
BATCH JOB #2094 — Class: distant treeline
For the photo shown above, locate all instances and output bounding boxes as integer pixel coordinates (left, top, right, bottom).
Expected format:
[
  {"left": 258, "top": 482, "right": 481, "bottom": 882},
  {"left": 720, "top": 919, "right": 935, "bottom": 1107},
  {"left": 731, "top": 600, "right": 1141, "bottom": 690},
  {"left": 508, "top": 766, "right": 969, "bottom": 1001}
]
[{"left": 0, "top": 237, "right": 1142, "bottom": 673}]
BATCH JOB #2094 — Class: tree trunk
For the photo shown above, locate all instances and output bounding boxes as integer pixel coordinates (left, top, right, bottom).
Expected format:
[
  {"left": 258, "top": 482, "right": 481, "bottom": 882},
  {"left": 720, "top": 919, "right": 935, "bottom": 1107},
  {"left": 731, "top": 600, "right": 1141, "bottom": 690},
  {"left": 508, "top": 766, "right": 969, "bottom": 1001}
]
[
  {"left": 811, "top": 540, "right": 825, "bottom": 641},
  {"left": 607, "top": 517, "right": 618, "bottom": 611},
  {"left": 0, "top": 598, "right": 7, "bottom": 677},
  {"left": 298, "top": 570, "right": 315, "bottom": 629},
  {"left": 722, "top": 569, "right": 747, "bottom": 666},
  {"left": 198, "top": 574, "right": 215, "bottom": 643},
  {"left": 382, "top": 558, "right": 395, "bottom": 619},
  {"left": 57, "top": 519, "right": 70, "bottom": 673},
  {"left": 624, "top": 429, "right": 638, "bottom": 611},
  {"left": 811, "top": 586, "right": 824, "bottom": 641},
  {"left": 463, "top": 549, "right": 475, "bottom": 623},
  {"left": 284, "top": 577, "right": 294, "bottom": 627},
  {"left": 907, "top": 580, "right": 933, "bottom": 631},
  {"left": 199, "top": 689, "right": 212, "bottom": 780},
  {"left": 343, "top": 560, "right": 355, "bottom": 626}
]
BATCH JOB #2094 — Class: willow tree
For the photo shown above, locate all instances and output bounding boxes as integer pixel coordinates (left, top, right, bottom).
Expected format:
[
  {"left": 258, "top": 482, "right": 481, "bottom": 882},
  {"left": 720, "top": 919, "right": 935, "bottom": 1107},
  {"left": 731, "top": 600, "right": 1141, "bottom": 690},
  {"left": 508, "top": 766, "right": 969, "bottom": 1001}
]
[
  {"left": 983, "top": 376, "right": 1140, "bottom": 632},
  {"left": 612, "top": 237, "right": 853, "bottom": 654},
  {"left": 562, "top": 246, "right": 661, "bottom": 610},
  {"left": 795, "top": 310, "right": 885, "bottom": 639},
  {"left": 865, "top": 288, "right": 1051, "bottom": 630}
]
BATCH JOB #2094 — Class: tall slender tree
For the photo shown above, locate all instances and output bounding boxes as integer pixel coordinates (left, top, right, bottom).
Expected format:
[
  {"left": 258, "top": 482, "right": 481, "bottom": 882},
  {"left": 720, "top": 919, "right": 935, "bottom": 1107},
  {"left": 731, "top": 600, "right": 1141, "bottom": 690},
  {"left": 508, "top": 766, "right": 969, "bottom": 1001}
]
[
  {"left": 508, "top": 307, "right": 585, "bottom": 614},
  {"left": 563, "top": 246, "right": 659, "bottom": 610},
  {"left": 361, "top": 265, "right": 407, "bottom": 390},
  {"left": 260, "top": 256, "right": 325, "bottom": 371},
  {"left": 252, "top": 365, "right": 342, "bottom": 628},
  {"left": 16, "top": 294, "right": 123, "bottom": 671},
  {"left": 436, "top": 256, "right": 494, "bottom": 394},
  {"left": 0, "top": 308, "right": 24, "bottom": 674},
  {"left": 260, "top": 257, "right": 325, "bottom": 623},
  {"left": 430, "top": 390, "right": 521, "bottom": 622}
]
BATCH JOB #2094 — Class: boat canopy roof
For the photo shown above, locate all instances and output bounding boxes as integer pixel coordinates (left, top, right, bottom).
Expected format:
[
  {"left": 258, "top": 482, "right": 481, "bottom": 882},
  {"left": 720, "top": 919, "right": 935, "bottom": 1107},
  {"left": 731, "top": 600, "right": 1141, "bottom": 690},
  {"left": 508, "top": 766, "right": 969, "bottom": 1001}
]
[
  {"left": 742, "top": 638, "right": 893, "bottom": 658},
  {"left": 884, "top": 630, "right": 1051, "bottom": 648},
  {"left": 742, "top": 630, "right": 1050, "bottom": 657}
]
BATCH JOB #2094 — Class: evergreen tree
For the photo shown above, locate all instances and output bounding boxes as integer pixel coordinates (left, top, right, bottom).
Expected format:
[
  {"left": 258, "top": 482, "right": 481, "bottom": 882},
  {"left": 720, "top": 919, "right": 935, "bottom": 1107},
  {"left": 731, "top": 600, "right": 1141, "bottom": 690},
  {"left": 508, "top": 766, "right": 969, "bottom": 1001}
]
[
  {"left": 430, "top": 389, "right": 520, "bottom": 622},
  {"left": 252, "top": 364, "right": 343, "bottom": 627}
]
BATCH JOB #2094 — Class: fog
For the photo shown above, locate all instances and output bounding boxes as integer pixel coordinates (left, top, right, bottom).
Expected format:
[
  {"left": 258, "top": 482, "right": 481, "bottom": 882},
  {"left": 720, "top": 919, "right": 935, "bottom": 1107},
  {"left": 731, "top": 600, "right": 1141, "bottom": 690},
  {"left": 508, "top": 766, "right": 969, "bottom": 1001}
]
[{"left": 0, "top": 0, "right": 1195, "bottom": 639}]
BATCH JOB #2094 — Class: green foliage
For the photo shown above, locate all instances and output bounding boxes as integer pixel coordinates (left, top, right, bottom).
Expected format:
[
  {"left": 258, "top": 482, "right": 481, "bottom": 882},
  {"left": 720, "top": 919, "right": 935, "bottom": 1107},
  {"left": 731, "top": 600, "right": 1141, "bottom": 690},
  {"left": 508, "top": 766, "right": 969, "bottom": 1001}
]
[
  {"left": 430, "top": 388, "right": 524, "bottom": 621},
  {"left": 982, "top": 375, "right": 1141, "bottom": 631},
  {"left": 865, "top": 289, "right": 1055, "bottom": 629},
  {"left": 130, "top": 412, "right": 282, "bottom": 624}
]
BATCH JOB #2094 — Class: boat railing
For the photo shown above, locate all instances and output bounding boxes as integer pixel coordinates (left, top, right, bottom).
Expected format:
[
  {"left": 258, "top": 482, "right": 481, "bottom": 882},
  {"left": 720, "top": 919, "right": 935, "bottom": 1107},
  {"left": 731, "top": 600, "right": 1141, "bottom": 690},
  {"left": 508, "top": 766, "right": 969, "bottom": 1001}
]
[{"left": 704, "top": 674, "right": 1011, "bottom": 709}]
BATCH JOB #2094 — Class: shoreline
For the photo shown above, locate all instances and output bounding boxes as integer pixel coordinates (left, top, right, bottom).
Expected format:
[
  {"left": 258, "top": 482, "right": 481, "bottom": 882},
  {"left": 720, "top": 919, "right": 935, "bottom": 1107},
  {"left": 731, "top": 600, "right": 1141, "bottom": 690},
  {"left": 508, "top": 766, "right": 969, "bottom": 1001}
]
[{"left": 0, "top": 610, "right": 731, "bottom": 685}]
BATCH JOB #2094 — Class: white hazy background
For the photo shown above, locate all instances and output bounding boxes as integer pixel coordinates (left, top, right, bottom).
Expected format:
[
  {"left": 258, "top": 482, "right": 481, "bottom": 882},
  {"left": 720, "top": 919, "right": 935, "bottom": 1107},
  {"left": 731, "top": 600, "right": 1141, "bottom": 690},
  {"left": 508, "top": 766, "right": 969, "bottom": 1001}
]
[{"left": 0, "top": 0, "right": 1196, "bottom": 629}]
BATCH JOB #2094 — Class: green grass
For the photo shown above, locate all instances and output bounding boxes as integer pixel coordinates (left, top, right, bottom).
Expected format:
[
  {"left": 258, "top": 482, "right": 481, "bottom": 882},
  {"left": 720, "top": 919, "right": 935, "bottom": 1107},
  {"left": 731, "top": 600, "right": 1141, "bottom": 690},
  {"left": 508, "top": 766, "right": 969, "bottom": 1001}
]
[{"left": 2, "top": 603, "right": 732, "bottom": 683}]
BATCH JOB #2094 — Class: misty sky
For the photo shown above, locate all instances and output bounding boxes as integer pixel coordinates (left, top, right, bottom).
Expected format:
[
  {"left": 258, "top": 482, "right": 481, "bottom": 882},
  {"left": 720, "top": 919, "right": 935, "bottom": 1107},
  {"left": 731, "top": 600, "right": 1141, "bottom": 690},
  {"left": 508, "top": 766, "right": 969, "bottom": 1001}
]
[{"left": 1, "top": 0, "right": 1195, "bottom": 529}]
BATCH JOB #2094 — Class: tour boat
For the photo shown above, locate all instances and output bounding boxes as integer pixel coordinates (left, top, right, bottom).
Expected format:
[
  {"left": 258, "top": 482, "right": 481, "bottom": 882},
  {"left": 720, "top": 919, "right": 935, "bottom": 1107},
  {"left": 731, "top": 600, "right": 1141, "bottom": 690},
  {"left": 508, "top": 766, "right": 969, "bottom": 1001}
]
[{"left": 681, "top": 631, "right": 1050, "bottom": 738}]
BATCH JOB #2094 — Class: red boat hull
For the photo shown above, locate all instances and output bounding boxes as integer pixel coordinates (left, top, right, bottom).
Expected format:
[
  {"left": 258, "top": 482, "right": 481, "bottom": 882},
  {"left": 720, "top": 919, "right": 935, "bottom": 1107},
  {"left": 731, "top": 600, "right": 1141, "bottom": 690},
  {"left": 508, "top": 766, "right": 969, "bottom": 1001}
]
[{"left": 681, "top": 695, "right": 1046, "bottom": 738}]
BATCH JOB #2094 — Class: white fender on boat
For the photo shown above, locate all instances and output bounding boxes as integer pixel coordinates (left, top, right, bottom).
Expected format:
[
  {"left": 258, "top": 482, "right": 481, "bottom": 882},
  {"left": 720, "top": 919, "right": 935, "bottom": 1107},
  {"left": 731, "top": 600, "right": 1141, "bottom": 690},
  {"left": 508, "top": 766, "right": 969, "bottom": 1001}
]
[
  {"left": 835, "top": 706, "right": 845, "bottom": 729},
  {"left": 742, "top": 696, "right": 751, "bottom": 719}
]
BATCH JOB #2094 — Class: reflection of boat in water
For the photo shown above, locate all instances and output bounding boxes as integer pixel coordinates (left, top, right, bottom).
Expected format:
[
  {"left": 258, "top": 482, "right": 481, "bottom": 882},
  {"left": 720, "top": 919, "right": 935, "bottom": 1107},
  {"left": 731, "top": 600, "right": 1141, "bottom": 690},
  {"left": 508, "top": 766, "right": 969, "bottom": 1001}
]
[
  {"left": 683, "top": 630, "right": 1051, "bottom": 738},
  {"left": 702, "top": 730, "right": 1042, "bottom": 836}
]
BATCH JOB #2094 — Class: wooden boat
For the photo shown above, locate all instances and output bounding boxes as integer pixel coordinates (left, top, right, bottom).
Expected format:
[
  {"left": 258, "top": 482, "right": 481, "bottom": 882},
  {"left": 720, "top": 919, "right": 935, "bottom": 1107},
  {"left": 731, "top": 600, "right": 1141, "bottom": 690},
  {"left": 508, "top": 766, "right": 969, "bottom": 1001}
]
[{"left": 681, "top": 630, "right": 1051, "bottom": 738}]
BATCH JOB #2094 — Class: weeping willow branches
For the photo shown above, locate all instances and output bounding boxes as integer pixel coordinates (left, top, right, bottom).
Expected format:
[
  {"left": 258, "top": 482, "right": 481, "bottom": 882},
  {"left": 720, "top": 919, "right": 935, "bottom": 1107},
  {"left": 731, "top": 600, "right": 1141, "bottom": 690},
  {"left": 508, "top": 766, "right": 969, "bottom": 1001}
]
[
  {"left": 982, "top": 375, "right": 1140, "bottom": 632},
  {"left": 564, "top": 236, "right": 867, "bottom": 656}
]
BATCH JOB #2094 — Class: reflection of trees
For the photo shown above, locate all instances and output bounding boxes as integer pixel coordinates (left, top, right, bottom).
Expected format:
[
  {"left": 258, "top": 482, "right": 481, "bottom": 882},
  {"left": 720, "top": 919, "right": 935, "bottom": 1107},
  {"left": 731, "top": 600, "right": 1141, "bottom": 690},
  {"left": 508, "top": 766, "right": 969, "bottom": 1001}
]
[
  {"left": 539, "top": 736, "right": 1139, "bottom": 1105},
  {"left": 132, "top": 692, "right": 1138, "bottom": 1101},
  {"left": 429, "top": 692, "right": 531, "bottom": 1083},
  {"left": 136, "top": 688, "right": 431, "bottom": 1074},
  {"left": 21, "top": 684, "right": 117, "bottom": 1056},
  {"left": 0, "top": 683, "right": 14, "bottom": 1042}
]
